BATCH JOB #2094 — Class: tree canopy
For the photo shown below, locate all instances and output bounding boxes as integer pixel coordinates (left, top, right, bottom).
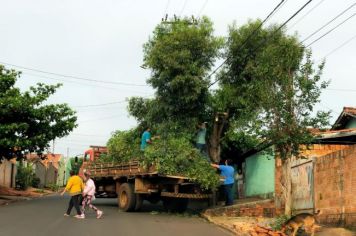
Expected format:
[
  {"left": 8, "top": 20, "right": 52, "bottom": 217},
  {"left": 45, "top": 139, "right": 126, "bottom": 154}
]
[
  {"left": 0, "top": 65, "right": 77, "bottom": 160},
  {"left": 129, "top": 17, "right": 223, "bottom": 134}
]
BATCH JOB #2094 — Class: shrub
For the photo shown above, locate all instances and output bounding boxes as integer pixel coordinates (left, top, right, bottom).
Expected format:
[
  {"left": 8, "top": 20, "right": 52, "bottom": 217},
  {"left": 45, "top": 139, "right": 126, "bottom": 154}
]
[
  {"left": 31, "top": 176, "right": 41, "bottom": 188},
  {"left": 47, "top": 183, "right": 60, "bottom": 192},
  {"left": 16, "top": 164, "right": 34, "bottom": 190},
  {"left": 270, "top": 214, "right": 290, "bottom": 231}
]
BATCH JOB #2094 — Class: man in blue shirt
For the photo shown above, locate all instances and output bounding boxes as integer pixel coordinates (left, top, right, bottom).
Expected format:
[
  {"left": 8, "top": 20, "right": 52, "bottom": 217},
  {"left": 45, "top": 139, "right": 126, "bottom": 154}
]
[
  {"left": 211, "top": 159, "right": 235, "bottom": 206},
  {"left": 140, "top": 127, "right": 152, "bottom": 151}
]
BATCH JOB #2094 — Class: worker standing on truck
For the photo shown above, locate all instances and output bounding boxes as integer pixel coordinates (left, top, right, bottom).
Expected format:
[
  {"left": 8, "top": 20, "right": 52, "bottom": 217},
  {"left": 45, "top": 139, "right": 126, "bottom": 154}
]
[
  {"left": 81, "top": 171, "right": 103, "bottom": 219},
  {"left": 61, "top": 170, "right": 85, "bottom": 219},
  {"left": 196, "top": 122, "right": 208, "bottom": 158},
  {"left": 140, "top": 127, "right": 152, "bottom": 151},
  {"left": 211, "top": 159, "right": 235, "bottom": 206}
]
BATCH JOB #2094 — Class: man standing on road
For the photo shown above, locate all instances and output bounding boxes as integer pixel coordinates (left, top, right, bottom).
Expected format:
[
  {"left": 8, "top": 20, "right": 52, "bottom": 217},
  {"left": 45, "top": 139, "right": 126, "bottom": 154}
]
[
  {"left": 81, "top": 171, "right": 103, "bottom": 219},
  {"left": 61, "top": 170, "right": 84, "bottom": 219},
  {"left": 211, "top": 159, "right": 235, "bottom": 206},
  {"left": 140, "top": 127, "right": 152, "bottom": 151}
]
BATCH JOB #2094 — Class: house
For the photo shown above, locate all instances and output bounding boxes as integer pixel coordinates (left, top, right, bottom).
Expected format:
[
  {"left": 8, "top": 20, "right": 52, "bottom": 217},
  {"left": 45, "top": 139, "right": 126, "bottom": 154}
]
[
  {"left": 0, "top": 158, "right": 17, "bottom": 188},
  {"left": 27, "top": 153, "right": 66, "bottom": 188},
  {"left": 235, "top": 107, "right": 356, "bottom": 227}
]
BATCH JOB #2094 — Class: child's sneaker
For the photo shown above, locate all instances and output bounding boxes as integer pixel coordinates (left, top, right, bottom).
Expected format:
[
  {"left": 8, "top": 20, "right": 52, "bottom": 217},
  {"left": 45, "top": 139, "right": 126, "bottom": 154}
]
[
  {"left": 64, "top": 213, "right": 70, "bottom": 217},
  {"left": 96, "top": 210, "right": 103, "bottom": 219},
  {"left": 74, "top": 214, "right": 85, "bottom": 219}
]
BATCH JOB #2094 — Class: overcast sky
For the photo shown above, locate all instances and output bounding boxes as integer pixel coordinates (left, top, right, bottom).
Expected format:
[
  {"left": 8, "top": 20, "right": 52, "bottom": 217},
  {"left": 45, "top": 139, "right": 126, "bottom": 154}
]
[{"left": 1, "top": 0, "right": 356, "bottom": 157}]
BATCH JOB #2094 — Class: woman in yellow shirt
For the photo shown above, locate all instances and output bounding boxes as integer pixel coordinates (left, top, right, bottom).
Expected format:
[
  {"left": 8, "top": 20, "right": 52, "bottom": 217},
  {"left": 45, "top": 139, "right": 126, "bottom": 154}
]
[{"left": 61, "top": 170, "right": 84, "bottom": 219}]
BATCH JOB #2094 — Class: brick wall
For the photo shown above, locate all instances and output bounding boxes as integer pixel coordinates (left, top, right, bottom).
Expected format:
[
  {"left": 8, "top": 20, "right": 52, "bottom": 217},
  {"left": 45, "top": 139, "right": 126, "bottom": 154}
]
[
  {"left": 314, "top": 145, "right": 356, "bottom": 226},
  {"left": 275, "top": 144, "right": 356, "bottom": 227}
]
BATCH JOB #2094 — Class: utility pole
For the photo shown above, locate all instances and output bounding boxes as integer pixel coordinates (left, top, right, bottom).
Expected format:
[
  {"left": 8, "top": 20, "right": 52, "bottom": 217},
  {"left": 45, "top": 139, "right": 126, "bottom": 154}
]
[
  {"left": 52, "top": 139, "right": 55, "bottom": 153},
  {"left": 67, "top": 147, "right": 69, "bottom": 159}
]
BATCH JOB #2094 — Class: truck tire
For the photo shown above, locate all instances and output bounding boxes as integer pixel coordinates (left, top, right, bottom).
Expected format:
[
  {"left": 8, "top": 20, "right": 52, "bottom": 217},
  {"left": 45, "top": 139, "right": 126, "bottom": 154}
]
[
  {"left": 134, "top": 194, "right": 144, "bottom": 211},
  {"left": 118, "top": 183, "right": 136, "bottom": 212},
  {"left": 162, "top": 198, "right": 189, "bottom": 213}
]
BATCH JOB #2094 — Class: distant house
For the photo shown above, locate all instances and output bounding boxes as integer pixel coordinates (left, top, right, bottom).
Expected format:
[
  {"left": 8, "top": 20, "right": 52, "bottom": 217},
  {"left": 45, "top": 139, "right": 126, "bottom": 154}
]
[
  {"left": 0, "top": 159, "right": 17, "bottom": 188},
  {"left": 27, "top": 153, "right": 66, "bottom": 187}
]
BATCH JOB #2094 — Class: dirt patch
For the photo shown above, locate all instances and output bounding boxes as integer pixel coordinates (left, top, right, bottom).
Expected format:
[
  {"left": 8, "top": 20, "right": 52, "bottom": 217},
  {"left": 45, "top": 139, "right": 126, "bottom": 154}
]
[{"left": 0, "top": 186, "right": 53, "bottom": 198}]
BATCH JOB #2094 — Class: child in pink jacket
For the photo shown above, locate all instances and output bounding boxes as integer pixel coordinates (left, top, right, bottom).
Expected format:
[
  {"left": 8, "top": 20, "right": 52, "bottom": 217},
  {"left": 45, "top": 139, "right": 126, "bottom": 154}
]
[{"left": 82, "top": 171, "right": 103, "bottom": 219}]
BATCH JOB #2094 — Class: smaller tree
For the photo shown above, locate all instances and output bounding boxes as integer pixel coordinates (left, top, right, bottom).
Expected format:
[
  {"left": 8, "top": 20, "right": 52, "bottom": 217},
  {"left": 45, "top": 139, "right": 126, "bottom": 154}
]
[{"left": 0, "top": 65, "right": 77, "bottom": 161}]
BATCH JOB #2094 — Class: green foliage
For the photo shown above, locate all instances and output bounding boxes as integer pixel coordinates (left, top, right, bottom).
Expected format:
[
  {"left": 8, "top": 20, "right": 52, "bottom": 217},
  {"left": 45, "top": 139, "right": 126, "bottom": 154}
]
[
  {"left": 105, "top": 130, "right": 220, "bottom": 190},
  {"left": 0, "top": 65, "right": 77, "bottom": 161},
  {"left": 270, "top": 214, "right": 289, "bottom": 231},
  {"left": 31, "top": 176, "right": 41, "bottom": 188},
  {"left": 143, "top": 136, "right": 220, "bottom": 190},
  {"left": 215, "top": 20, "right": 330, "bottom": 159},
  {"left": 16, "top": 163, "right": 34, "bottom": 190},
  {"left": 129, "top": 16, "right": 223, "bottom": 133},
  {"left": 70, "top": 158, "right": 83, "bottom": 174},
  {"left": 105, "top": 129, "right": 142, "bottom": 163},
  {"left": 47, "top": 183, "right": 60, "bottom": 192}
]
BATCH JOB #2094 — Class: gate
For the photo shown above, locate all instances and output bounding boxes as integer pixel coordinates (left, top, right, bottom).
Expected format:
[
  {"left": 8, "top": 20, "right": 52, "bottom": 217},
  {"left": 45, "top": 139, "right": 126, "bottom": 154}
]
[{"left": 291, "top": 160, "right": 314, "bottom": 214}]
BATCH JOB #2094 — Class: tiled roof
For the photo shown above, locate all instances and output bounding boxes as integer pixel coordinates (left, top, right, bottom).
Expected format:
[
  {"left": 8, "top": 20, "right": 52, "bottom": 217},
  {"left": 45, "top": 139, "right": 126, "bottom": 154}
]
[
  {"left": 332, "top": 107, "right": 356, "bottom": 130},
  {"left": 26, "top": 153, "right": 62, "bottom": 169}
]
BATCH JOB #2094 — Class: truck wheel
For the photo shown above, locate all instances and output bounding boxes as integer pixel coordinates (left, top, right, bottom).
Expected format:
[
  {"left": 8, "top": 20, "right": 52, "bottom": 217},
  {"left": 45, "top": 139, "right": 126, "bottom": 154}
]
[
  {"left": 134, "top": 194, "right": 144, "bottom": 211},
  {"left": 118, "top": 183, "right": 136, "bottom": 212},
  {"left": 162, "top": 198, "right": 188, "bottom": 213}
]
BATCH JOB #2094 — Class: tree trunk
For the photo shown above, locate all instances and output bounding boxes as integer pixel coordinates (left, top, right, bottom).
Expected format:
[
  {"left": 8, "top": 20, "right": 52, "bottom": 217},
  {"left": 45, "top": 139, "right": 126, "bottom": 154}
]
[
  {"left": 208, "top": 112, "right": 228, "bottom": 163},
  {"left": 281, "top": 157, "right": 292, "bottom": 216}
]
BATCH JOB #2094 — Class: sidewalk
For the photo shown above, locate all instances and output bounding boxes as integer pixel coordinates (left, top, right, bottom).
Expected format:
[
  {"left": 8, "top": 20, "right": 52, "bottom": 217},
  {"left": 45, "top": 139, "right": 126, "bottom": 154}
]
[{"left": 0, "top": 186, "right": 54, "bottom": 206}]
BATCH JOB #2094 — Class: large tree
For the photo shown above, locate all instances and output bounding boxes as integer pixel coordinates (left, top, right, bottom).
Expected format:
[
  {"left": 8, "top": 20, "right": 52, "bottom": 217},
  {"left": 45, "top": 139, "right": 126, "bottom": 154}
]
[
  {"left": 129, "top": 17, "right": 223, "bottom": 136},
  {"left": 216, "top": 21, "right": 330, "bottom": 215},
  {"left": 0, "top": 65, "right": 77, "bottom": 160}
]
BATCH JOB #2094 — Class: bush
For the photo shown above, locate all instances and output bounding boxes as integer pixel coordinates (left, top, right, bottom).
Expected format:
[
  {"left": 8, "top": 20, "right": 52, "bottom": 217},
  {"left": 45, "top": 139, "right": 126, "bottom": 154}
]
[
  {"left": 47, "top": 183, "right": 60, "bottom": 192},
  {"left": 31, "top": 176, "right": 41, "bottom": 188},
  {"left": 270, "top": 214, "right": 290, "bottom": 231},
  {"left": 16, "top": 164, "right": 34, "bottom": 190}
]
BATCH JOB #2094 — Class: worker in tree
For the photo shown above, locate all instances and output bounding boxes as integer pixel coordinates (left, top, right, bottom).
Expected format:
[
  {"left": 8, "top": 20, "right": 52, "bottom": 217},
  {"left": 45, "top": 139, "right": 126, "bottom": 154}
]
[
  {"left": 211, "top": 159, "right": 235, "bottom": 206},
  {"left": 140, "top": 127, "right": 152, "bottom": 151},
  {"left": 196, "top": 122, "right": 208, "bottom": 157}
]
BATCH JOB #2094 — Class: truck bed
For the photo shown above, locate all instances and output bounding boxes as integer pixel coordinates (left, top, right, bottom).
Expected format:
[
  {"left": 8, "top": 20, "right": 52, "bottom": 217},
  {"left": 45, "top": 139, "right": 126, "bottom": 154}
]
[{"left": 85, "top": 160, "right": 190, "bottom": 180}]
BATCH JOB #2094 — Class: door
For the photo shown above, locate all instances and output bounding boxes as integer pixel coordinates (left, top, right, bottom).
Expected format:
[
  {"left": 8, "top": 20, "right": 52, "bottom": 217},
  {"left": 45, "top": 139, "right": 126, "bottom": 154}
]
[{"left": 291, "top": 160, "right": 314, "bottom": 213}]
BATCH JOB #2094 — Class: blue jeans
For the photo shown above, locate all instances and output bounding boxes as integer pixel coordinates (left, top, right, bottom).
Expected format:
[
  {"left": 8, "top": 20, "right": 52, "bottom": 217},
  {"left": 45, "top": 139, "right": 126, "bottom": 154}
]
[{"left": 224, "top": 184, "right": 234, "bottom": 206}]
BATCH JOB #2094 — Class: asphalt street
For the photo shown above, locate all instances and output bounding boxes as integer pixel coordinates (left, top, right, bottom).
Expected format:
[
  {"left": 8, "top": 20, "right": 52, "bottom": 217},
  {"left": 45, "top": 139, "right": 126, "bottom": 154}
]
[{"left": 0, "top": 195, "right": 232, "bottom": 236}]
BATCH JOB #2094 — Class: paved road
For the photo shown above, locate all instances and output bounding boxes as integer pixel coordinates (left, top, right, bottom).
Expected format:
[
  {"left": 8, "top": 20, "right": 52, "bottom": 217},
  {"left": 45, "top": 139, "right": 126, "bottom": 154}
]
[{"left": 0, "top": 195, "right": 232, "bottom": 236}]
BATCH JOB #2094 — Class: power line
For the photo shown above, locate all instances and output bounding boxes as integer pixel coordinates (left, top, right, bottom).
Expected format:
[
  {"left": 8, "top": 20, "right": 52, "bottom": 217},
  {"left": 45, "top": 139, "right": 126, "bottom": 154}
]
[
  {"left": 322, "top": 33, "right": 356, "bottom": 58},
  {"left": 207, "top": 0, "right": 287, "bottom": 87},
  {"left": 73, "top": 100, "right": 127, "bottom": 108},
  {"left": 197, "top": 0, "right": 209, "bottom": 17},
  {"left": 0, "top": 61, "right": 148, "bottom": 87},
  {"left": 301, "top": 2, "right": 356, "bottom": 43},
  {"left": 179, "top": 0, "right": 188, "bottom": 16},
  {"left": 288, "top": 0, "right": 326, "bottom": 30},
  {"left": 209, "top": 0, "right": 312, "bottom": 87},
  {"left": 23, "top": 72, "right": 150, "bottom": 93},
  {"left": 79, "top": 114, "right": 125, "bottom": 123},
  {"left": 306, "top": 12, "right": 356, "bottom": 47},
  {"left": 164, "top": 0, "right": 171, "bottom": 14}
]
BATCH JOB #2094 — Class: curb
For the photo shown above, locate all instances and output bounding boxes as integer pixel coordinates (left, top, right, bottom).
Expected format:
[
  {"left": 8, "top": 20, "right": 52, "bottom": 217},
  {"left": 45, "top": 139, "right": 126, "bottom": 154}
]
[{"left": 200, "top": 213, "right": 237, "bottom": 235}]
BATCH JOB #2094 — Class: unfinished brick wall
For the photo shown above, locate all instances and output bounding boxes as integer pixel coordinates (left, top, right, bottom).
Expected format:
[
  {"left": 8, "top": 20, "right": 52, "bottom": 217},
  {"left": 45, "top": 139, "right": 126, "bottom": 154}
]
[
  {"left": 275, "top": 144, "right": 356, "bottom": 226},
  {"left": 314, "top": 145, "right": 356, "bottom": 226}
]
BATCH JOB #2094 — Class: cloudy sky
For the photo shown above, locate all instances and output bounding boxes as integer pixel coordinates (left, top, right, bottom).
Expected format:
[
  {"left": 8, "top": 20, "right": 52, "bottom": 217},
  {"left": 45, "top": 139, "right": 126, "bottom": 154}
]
[{"left": 1, "top": 0, "right": 355, "bottom": 157}]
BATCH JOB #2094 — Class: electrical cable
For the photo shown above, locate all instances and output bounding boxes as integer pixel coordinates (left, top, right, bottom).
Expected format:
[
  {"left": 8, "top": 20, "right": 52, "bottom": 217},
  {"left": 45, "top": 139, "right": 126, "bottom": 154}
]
[
  {"left": 209, "top": 0, "right": 313, "bottom": 87},
  {"left": 306, "top": 12, "right": 356, "bottom": 47},
  {"left": 288, "top": 0, "right": 326, "bottom": 30},
  {"left": 301, "top": 2, "right": 356, "bottom": 43},
  {"left": 0, "top": 61, "right": 148, "bottom": 87}
]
